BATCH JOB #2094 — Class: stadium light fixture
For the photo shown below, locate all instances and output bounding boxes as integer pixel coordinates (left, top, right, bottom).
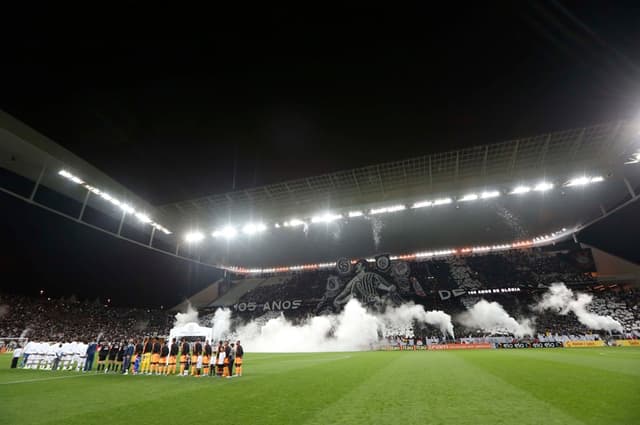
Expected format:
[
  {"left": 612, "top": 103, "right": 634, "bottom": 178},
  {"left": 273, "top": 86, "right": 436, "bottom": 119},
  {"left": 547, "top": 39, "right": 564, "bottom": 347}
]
[
  {"left": 510, "top": 185, "right": 531, "bottom": 195},
  {"left": 135, "top": 212, "right": 152, "bottom": 223},
  {"left": 242, "top": 223, "right": 267, "bottom": 235},
  {"left": 274, "top": 223, "right": 281, "bottom": 228},
  {"left": 565, "top": 176, "right": 590, "bottom": 187},
  {"left": 565, "top": 176, "right": 603, "bottom": 187},
  {"left": 433, "top": 198, "right": 452, "bottom": 206},
  {"left": 411, "top": 200, "right": 432, "bottom": 209},
  {"left": 120, "top": 203, "right": 135, "bottom": 214},
  {"left": 534, "top": 182, "right": 554, "bottom": 192},
  {"left": 348, "top": 210, "right": 364, "bottom": 217},
  {"left": 286, "top": 219, "right": 305, "bottom": 227},
  {"left": 311, "top": 212, "right": 343, "bottom": 224},
  {"left": 220, "top": 225, "right": 238, "bottom": 239},
  {"left": 459, "top": 194, "right": 478, "bottom": 202},
  {"left": 184, "top": 231, "right": 204, "bottom": 243},
  {"left": 58, "top": 169, "right": 85, "bottom": 185},
  {"left": 370, "top": 205, "right": 406, "bottom": 215},
  {"left": 480, "top": 190, "right": 500, "bottom": 199}
]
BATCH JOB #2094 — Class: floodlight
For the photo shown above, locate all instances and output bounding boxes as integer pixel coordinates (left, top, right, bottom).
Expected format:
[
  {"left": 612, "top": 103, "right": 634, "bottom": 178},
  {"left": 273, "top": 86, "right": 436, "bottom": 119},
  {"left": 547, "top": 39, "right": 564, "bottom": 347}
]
[
  {"left": 220, "top": 225, "right": 237, "bottom": 239},
  {"left": 370, "top": 205, "right": 406, "bottom": 215},
  {"left": 348, "top": 211, "right": 364, "bottom": 217},
  {"left": 135, "top": 212, "right": 152, "bottom": 223},
  {"left": 590, "top": 176, "right": 604, "bottom": 183},
  {"left": 433, "top": 198, "right": 452, "bottom": 206},
  {"left": 480, "top": 191, "right": 500, "bottom": 199},
  {"left": 411, "top": 201, "right": 432, "bottom": 209},
  {"left": 120, "top": 204, "right": 135, "bottom": 214},
  {"left": 459, "top": 194, "right": 478, "bottom": 202},
  {"left": 311, "top": 212, "right": 342, "bottom": 223},
  {"left": 184, "top": 231, "right": 204, "bottom": 243},
  {"left": 58, "top": 170, "right": 72, "bottom": 178},
  {"left": 242, "top": 223, "right": 267, "bottom": 235},
  {"left": 534, "top": 182, "right": 554, "bottom": 192},
  {"left": 566, "top": 177, "right": 590, "bottom": 187},
  {"left": 287, "top": 219, "right": 305, "bottom": 227},
  {"left": 510, "top": 186, "right": 531, "bottom": 195}
]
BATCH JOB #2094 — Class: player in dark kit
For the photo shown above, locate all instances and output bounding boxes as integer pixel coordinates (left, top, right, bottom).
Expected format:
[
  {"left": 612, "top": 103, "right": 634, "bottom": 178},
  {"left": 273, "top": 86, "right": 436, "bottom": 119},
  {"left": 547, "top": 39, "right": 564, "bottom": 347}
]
[
  {"left": 96, "top": 341, "right": 110, "bottom": 372},
  {"left": 158, "top": 340, "right": 169, "bottom": 375},
  {"left": 191, "top": 339, "right": 203, "bottom": 376},
  {"left": 234, "top": 341, "right": 244, "bottom": 376},
  {"left": 168, "top": 338, "right": 179, "bottom": 375},
  {"left": 116, "top": 341, "right": 125, "bottom": 373},
  {"left": 106, "top": 341, "right": 120, "bottom": 373},
  {"left": 179, "top": 338, "right": 190, "bottom": 376},
  {"left": 150, "top": 339, "right": 161, "bottom": 375},
  {"left": 203, "top": 340, "right": 212, "bottom": 376}
]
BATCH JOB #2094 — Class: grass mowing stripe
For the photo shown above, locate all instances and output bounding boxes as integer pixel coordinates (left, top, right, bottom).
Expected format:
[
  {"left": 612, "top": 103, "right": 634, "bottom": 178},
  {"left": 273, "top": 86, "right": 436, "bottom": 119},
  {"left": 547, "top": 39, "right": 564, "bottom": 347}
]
[
  {"left": 304, "top": 351, "right": 583, "bottom": 425},
  {"left": 457, "top": 348, "right": 640, "bottom": 425},
  {"left": 0, "top": 373, "right": 97, "bottom": 385}
]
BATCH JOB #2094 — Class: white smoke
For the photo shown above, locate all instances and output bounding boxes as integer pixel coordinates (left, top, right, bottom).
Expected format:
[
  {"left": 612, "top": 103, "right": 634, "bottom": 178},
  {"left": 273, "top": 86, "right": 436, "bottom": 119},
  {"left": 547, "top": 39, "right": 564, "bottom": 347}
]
[
  {"left": 370, "top": 216, "right": 384, "bottom": 249},
  {"left": 210, "top": 308, "right": 232, "bottom": 342},
  {"left": 535, "top": 283, "right": 623, "bottom": 333},
  {"left": 382, "top": 303, "right": 455, "bottom": 338},
  {"left": 174, "top": 303, "right": 199, "bottom": 327},
  {"left": 231, "top": 299, "right": 454, "bottom": 352},
  {"left": 457, "top": 299, "right": 534, "bottom": 337}
]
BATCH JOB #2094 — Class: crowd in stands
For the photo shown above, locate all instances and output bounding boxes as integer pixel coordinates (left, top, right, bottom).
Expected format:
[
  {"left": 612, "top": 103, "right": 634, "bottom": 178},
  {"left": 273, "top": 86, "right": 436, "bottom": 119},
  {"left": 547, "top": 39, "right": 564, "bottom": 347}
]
[
  {"left": 0, "top": 293, "right": 172, "bottom": 342},
  {"left": 1, "top": 247, "right": 638, "bottom": 345}
]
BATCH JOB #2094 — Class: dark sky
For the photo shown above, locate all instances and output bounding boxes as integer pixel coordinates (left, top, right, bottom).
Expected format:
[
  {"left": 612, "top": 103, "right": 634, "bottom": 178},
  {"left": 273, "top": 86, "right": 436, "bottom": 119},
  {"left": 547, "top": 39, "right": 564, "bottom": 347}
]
[
  {"left": 1, "top": 3, "right": 639, "bottom": 306},
  {"left": 2, "top": 3, "right": 639, "bottom": 204}
]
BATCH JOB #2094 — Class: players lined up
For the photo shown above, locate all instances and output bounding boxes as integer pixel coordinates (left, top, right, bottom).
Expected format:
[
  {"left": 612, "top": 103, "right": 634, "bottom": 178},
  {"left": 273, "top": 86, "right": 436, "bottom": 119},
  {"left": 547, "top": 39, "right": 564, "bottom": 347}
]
[{"left": 14, "top": 338, "right": 244, "bottom": 377}]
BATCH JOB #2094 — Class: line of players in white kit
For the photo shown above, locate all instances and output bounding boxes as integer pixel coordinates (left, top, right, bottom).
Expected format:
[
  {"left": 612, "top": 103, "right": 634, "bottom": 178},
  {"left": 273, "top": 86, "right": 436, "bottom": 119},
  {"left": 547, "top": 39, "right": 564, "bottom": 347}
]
[{"left": 17, "top": 341, "right": 94, "bottom": 371}]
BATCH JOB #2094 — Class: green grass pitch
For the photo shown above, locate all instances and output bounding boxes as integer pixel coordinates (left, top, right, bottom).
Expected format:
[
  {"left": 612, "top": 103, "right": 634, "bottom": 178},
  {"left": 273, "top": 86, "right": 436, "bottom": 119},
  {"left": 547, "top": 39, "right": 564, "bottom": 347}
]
[{"left": 1, "top": 348, "right": 639, "bottom": 425}]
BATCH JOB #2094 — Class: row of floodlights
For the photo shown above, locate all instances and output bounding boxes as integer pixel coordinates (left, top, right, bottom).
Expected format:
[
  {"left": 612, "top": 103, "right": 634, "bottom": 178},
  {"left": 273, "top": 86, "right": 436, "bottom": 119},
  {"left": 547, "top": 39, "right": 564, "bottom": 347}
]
[
  {"left": 221, "top": 227, "right": 571, "bottom": 274},
  {"left": 533, "top": 228, "right": 567, "bottom": 243},
  {"left": 58, "top": 170, "right": 171, "bottom": 234},
  {"left": 183, "top": 176, "right": 602, "bottom": 243}
]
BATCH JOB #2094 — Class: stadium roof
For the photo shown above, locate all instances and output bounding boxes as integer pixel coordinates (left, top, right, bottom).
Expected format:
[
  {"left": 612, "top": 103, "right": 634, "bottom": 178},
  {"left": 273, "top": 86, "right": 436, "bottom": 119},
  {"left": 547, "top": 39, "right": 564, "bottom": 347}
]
[
  {"left": 2, "top": 109, "right": 639, "bottom": 268},
  {"left": 159, "top": 120, "right": 638, "bottom": 228}
]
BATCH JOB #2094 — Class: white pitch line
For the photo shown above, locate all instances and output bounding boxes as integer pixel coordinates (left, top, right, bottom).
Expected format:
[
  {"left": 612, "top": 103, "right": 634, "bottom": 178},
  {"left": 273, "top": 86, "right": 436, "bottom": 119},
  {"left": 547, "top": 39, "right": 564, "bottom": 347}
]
[{"left": 0, "top": 373, "right": 97, "bottom": 385}]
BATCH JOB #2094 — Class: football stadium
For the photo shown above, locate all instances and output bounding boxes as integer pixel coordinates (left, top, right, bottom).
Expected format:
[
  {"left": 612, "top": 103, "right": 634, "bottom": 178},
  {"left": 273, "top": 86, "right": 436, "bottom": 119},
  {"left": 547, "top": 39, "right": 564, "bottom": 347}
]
[{"left": 2, "top": 6, "right": 640, "bottom": 425}]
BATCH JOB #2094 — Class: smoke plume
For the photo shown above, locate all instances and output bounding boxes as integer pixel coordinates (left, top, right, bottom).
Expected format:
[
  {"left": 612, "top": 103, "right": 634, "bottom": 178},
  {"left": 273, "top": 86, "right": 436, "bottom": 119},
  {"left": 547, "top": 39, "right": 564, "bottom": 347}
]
[
  {"left": 457, "top": 299, "right": 534, "bottom": 337},
  {"left": 174, "top": 303, "right": 199, "bottom": 327},
  {"left": 535, "top": 283, "right": 623, "bottom": 333},
  {"left": 228, "top": 299, "right": 454, "bottom": 352},
  {"left": 211, "top": 308, "right": 232, "bottom": 342}
]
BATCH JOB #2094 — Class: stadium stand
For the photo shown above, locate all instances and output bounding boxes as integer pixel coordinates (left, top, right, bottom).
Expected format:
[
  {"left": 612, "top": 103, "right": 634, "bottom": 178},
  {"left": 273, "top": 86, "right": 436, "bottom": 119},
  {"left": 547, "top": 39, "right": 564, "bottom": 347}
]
[
  {"left": 2, "top": 246, "right": 638, "bottom": 343},
  {"left": 0, "top": 293, "right": 172, "bottom": 342}
]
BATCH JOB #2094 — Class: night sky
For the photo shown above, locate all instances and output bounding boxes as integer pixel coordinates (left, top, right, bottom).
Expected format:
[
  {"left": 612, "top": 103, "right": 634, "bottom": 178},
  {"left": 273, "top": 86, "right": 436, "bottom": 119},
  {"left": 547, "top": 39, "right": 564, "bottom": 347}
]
[{"left": 1, "top": 3, "right": 639, "bottom": 305}]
